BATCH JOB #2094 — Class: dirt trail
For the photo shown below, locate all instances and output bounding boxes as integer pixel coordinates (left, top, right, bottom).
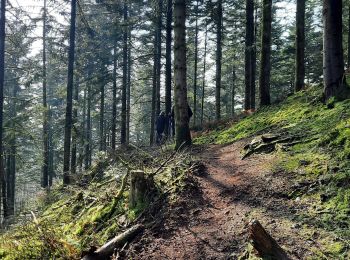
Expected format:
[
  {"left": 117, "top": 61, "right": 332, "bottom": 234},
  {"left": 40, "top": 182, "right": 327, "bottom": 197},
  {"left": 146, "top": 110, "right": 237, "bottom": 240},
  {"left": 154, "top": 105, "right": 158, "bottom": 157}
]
[{"left": 127, "top": 141, "right": 319, "bottom": 259}]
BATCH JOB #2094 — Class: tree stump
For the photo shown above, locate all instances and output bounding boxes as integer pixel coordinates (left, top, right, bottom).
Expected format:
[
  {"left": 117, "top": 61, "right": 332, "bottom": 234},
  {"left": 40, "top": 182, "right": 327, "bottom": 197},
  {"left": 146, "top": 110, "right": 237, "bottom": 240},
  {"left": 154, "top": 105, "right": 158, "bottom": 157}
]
[
  {"left": 248, "top": 220, "right": 290, "bottom": 260},
  {"left": 129, "top": 170, "right": 149, "bottom": 208}
]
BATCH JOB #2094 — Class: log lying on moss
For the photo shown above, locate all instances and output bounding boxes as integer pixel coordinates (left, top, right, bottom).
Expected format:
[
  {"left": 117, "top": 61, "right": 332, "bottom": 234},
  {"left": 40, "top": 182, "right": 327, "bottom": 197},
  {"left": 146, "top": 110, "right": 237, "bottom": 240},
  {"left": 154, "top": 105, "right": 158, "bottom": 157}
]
[
  {"left": 82, "top": 224, "right": 144, "bottom": 260},
  {"left": 248, "top": 220, "right": 290, "bottom": 260},
  {"left": 242, "top": 134, "right": 299, "bottom": 159}
]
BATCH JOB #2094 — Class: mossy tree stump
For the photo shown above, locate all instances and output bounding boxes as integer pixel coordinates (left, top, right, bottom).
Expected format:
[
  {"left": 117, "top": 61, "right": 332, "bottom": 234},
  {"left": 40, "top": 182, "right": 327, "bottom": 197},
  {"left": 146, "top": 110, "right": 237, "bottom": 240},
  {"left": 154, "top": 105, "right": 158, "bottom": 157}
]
[{"left": 129, "top": 170, "right": 150, "bottom": 208}]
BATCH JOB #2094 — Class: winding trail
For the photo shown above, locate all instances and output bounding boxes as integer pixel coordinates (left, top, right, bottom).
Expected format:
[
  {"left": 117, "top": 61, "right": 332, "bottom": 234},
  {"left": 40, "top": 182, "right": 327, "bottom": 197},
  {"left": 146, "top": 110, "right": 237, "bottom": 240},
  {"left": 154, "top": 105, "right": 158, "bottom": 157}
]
[{"left": 128, "top": 141, "right": 320, "bottom": 259}]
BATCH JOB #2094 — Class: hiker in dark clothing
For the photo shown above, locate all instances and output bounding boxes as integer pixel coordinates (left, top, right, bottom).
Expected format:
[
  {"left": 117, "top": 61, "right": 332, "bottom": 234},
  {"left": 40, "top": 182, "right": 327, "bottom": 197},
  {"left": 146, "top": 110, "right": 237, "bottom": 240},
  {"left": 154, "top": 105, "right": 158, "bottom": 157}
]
[
  {"left": 156, "top": 111, "right": 167, "bottom": 144},
  {"left": 170, "top": 105, "right": 193, "bottom": 137}
]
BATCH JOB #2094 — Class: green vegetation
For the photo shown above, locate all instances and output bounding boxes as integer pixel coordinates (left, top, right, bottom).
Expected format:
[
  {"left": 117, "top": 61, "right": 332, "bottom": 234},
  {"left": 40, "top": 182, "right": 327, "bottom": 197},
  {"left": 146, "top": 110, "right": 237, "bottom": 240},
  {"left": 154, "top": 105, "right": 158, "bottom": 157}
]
[
  {"left": 195, "top": 86, "right": 350, "bottom": 259},
  {"left": 0, "top": 148, "right": 194, "bottom": 259}
]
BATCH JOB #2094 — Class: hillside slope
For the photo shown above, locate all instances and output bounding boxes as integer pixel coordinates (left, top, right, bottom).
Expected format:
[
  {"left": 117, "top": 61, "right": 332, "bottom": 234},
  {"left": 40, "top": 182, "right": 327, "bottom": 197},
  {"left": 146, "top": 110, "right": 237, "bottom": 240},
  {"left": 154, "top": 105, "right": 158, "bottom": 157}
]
[{"left": 1, "top": 86, "right": 349, "bottom": 259}]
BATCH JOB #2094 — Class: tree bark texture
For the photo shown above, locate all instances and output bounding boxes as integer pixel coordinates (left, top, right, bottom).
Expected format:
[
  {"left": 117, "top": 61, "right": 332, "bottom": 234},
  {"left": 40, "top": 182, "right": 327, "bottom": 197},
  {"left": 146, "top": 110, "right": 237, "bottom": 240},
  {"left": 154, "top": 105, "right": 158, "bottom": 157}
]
[
  {"left": 193, "top": 0, "right": 199, "bottom": 126},
  {"left": 63, "top": 0, "right": 77, "bottom": 184},
  {"left": 174, "top": 0, "right": 191, "bottom": 149},
  {"left": 165, "top": 0, "right": 172, "bottom": 136},
  {"left": 259, "top": 0, "right": 272, "bottom": 106},
  {"left": 120, "top": 2, "right": 128, "bottom": 145},
  {"left": 112, "top": 44, "right": 117, "bottom": 150},
  {"left": 42, "top": 0, "right": 50, "bottom": 188},
  {"left": 248, "top": 220, "right": 290, "bottom": 260},
  {"left": 245, "top": 0, "right": 254, "bottom": 110},
  {"left": 215, "top": 0, "right": 222, "bottom": 120},
  {"left": 295, "top": 0, "right": 305, "bottom": 92},
  {"left": 201, "top": 23, "right": 208, "bottom": 126},
  {"left": 323, "top": 0, "right": 348, "bottom": 100}
]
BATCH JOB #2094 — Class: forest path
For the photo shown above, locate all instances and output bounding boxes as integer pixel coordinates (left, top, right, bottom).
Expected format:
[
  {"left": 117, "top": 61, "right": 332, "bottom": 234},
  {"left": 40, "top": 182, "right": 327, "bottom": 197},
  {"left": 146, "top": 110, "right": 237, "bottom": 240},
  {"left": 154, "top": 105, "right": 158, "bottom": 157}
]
[{"left": 128, "top": 140, "right": 318, "bottom": 259}]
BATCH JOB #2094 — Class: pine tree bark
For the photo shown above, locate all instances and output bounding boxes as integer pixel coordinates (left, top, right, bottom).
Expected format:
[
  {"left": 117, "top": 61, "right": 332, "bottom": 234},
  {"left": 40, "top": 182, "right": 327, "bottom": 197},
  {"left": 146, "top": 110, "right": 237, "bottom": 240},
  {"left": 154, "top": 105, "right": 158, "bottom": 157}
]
[
  {"left": 215, "top": 0, "right": 222, "bottom": 120},
  {"left": 295, "top": 0, "right": 305, "bottom": 92},
  {"left": 42, "top": 0, "right": 50, "bottom": 188},
  {"left": 165, "top": 0, "right": 172, "bottom": 136},
  {"left": 156, "top": 0, "right": 162, "bottom": 119},
  {"left": 259, "top": 0, "right": 272, "bottom": 106},
  {"left": 99, "top": 82, "right": 105, "bottom": 151},
  {"left": 7, "top": 80, "right": 18, "bottom": 216},
  {"left": 201, "top": 23, "right": 208, "bottom": 126},
  {"left": 193, "top": 0, "right": 199, "bottom": 126},
  {"left": 85, "top": 66, "right": 92, "bottom": 170},
  {"left": 150, "top": 30, "right": 157, "bottom": 145},
  {"left": 174, "top": 0, "right": 191, "bottom": 149},
  {"left": 245, "top": 0, "right": 254, "bottom": 110},
  {"left": 251, "top": 5, "right": 257, "bottom": 110},
  {"left": 63, "top": 0, "right": 77, "bottom": 185},
  {"left": 323, "top": 0, "right": 349, "bottom": 100},
  {"left": 0, "top": 0, "right": 7, "bottom": 218},
  {"left": 111, "top": 44, "right": 117, "bottom": 150},
  {"left": 126, "top": 31, "right": 131, "bottom": 144},
  {"left": 121, "top": 2, "right": 128, "bottom": 145},
  {"left": 71, "top": 77, "right": 79, "bottom": 173},
  {"left": 348, "top": 4, "right": 350, "bottom": 68},
  {"left": 48, "top": 106, "right": 54, "bottom": 186},
  {"left": 231, "top": 67, "right": 236, "bottom": 116}
]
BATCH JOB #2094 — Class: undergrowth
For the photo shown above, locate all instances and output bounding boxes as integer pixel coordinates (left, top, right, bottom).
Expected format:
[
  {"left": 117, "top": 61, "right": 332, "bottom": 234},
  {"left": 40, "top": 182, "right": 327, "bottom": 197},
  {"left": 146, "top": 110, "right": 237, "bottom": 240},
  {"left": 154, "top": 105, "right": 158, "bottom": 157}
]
[
  {"left": 195, "top": 85, "right": 350, "bottom": 259},
  {"left": 0, "top": 146, "right": 194, "bottom": 259}
]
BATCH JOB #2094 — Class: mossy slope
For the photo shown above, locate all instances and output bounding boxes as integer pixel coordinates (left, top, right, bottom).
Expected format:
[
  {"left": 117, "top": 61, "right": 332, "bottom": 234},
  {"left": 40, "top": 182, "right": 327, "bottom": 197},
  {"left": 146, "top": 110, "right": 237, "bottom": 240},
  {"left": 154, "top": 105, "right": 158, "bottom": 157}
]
[
  {"left": 196, "top": 86, "right": 350, "bottom": 259},
  {"left": 0, "top": 149, "right": 193, "bottom": 259}
]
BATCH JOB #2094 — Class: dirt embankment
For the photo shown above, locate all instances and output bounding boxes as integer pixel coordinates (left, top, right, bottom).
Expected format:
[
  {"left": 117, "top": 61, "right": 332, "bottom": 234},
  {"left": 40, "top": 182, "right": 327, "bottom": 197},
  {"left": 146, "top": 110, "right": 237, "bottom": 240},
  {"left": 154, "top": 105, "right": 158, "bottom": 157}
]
[{"left": 126, "top": 141, "right": 320, "bottom": 259}]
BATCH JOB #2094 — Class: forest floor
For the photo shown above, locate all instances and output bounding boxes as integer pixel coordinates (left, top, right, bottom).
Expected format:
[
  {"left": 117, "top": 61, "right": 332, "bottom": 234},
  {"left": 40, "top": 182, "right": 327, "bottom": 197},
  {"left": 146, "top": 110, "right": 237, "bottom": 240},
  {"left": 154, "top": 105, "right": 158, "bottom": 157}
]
[
  {"left": 1, "top": 86, "right": 349, "bottom": 260},
  {"left": 126, "top": 141, "right": 320, "bottom": 259}
]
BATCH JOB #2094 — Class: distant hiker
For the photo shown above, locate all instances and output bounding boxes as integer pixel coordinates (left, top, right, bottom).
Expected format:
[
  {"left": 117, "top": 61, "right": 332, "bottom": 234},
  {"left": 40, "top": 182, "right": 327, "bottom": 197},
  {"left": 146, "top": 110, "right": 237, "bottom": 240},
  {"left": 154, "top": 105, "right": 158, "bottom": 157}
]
[
  {"left": 170, "top": 105, "right": 193, "bottom": 136},
  {"left": 156, "top": 111, "right": 167, "bottom": 144}
]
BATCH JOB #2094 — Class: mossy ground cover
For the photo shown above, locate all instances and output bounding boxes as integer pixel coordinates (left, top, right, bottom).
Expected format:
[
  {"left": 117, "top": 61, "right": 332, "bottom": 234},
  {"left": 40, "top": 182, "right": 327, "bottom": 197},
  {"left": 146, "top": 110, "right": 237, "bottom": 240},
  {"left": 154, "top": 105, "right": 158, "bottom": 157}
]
[
  {"left": 0, "top": 147, "right": 194, "bottom": 259},
  {"left": 195, "top": 86, "right": 350, "bottom": 259}
]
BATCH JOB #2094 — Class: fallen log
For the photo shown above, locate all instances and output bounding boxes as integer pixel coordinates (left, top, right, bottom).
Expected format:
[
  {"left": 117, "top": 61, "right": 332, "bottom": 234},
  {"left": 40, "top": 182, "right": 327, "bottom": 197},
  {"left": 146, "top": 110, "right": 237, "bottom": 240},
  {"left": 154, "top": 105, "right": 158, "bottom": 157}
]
[
  {"left": 248, "top": 220, "right": 290, "bottom": 260},
  {"left": 82, "top": 224, "right": 144, "bottom": 260},
  {"left": 242, "top": 136, "right": 297, "bottom": 159}
]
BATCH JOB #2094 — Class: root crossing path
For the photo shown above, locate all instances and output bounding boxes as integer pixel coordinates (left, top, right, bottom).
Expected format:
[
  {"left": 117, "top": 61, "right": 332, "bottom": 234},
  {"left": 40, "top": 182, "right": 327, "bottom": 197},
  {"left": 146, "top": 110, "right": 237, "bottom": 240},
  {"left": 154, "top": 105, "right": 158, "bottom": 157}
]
[{"left": 128, "top": 141, "right": 319, "bottom": 259}]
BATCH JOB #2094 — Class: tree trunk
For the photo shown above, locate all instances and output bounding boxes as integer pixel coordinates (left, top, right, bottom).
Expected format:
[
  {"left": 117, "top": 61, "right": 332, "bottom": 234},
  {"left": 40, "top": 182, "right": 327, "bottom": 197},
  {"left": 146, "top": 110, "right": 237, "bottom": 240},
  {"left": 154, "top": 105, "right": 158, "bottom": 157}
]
[
  {"left": 48, "top": 106, "right": 54, "bottom": 186},
  {"left": 111, "top": 44, "right": 117, "bottom": 150},
  {"left": 165, "top": 0, "right": 172, "bottom": 136},
  {"left": 0, "top": 0, "right": 7, "bottom": 219},
  {"left": 150, "top": 29, "right": 157, "bottom": 145},
  {"left": 85, "top": 67, "right": 92, "bottom": 170},
  {"left": 348, "top": 3, "right": 350, "bottom": 68},
  {"left": 42, "top": 0, "right": 50, "bottom": 188},
  {"left": 156, "top": 0, "right": 162, "bottom": 120},
  {"left": 120, "top": 2, "right": 128, "bottom": 145},
  {"left": 231, "top": 67, "right": 236, "bottom": 116},
  {"left": 79, "top": 90, "right": 86, "bottom": 172},
  {"left": 215, "top": 0, "right": 222, "bottom": 120},
  {"left": 71, "top": 76, "right": 79, "bottom": 173},
  {"left": 193, "top": 0, "right": 199, "bottom": 126},
  {"left": 63, "top": 0, "right": 77, "bottom": 185},
  {"left": 201, "top": 23, "right": 208, "bottom": 126},
  {"left": 323, "top": 0, "right": 349, "bottom": 100},
  {"left": 99, "top": 82, "right": 105, "bottom": 151},
  {"left": 251, "top": 5, "right": 257, "bottom": 110},
  {"left": 174, "top": 0, "right": 191, "bottom": 149},
  {"left": 7, "top": 80, "right": 18, "bottom": 216},
  {"left": 295, "top": 0, "right": 305, "bottom": 92},
  {"left": 259, "top": 0, "right": 272, "bottom": 106},
  {"left": 245, "top": 0, "right": 254, "bottom": 110},
  {"left": 126, "top": 30, "right": 131, "bottom": 144}
]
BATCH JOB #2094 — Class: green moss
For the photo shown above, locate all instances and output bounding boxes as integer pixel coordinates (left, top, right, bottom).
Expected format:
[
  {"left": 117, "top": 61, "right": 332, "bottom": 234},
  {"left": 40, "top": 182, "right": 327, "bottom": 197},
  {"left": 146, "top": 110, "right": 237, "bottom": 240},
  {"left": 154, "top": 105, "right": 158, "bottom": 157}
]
[{"left": 194, "top": 86, "right": 350, "bottom": 257}]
